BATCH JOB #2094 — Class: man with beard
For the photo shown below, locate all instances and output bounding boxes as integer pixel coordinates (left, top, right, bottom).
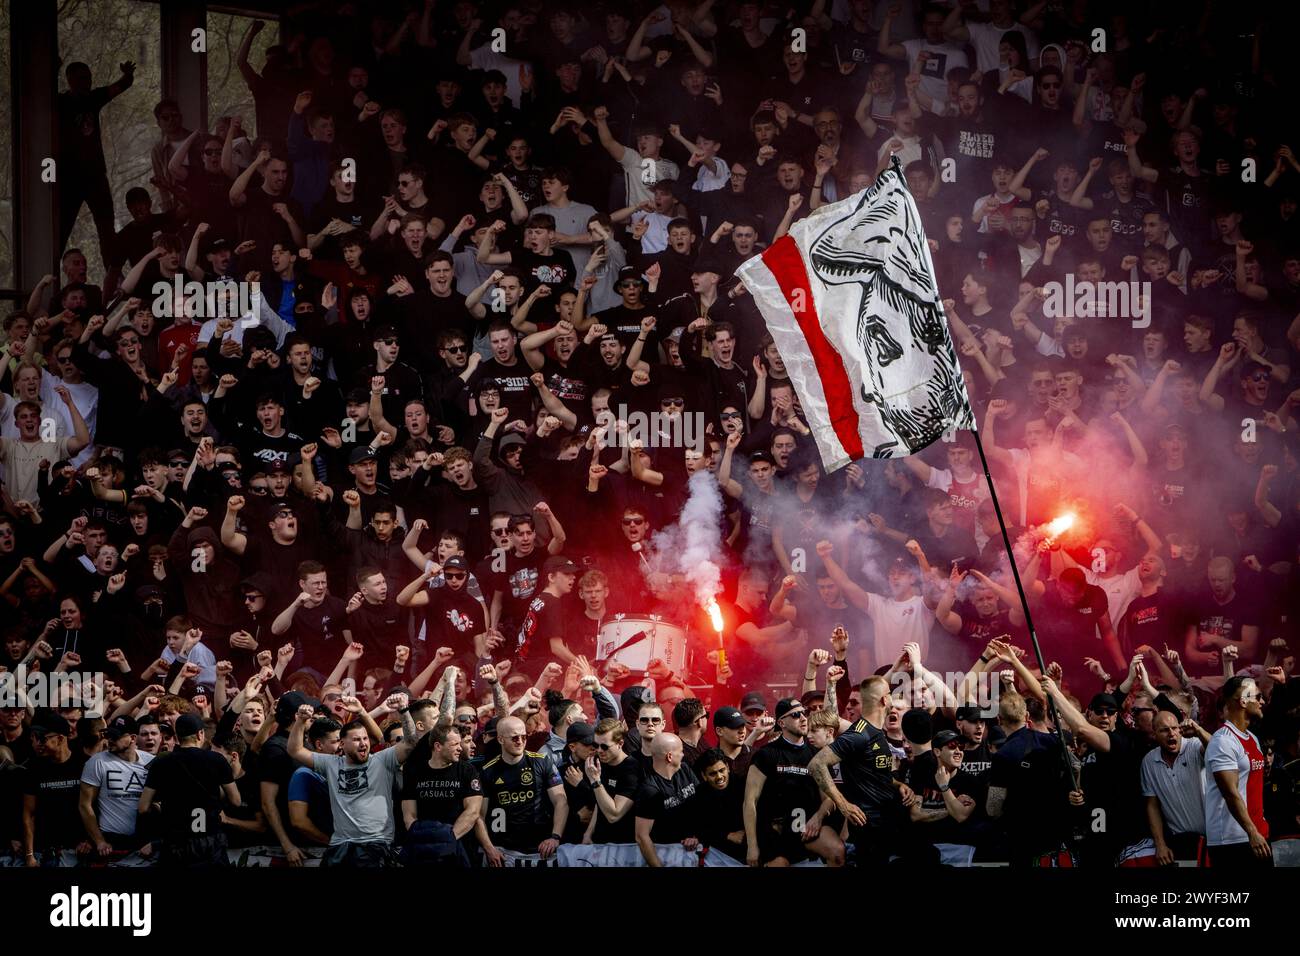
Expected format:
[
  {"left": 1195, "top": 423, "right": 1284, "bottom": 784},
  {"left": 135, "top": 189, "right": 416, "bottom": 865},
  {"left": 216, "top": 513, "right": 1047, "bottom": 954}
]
[
  {"left": 288, "top": 695, "right": 416, "bottom": 866},
  {"left": 744, "top": 698, "right": 844, "bottom": 867},
  {"left": 401, "top": 721, "right": 482, "bottom": 866},
  {"left": 1205, "top": 676, "right": 1272, "bottom": 866},
  {"left": 78, "top": 715, "right": 154, "bottom": 858},
  {"left": 477, "top": 715, "right": 567, "bottom": 865}
]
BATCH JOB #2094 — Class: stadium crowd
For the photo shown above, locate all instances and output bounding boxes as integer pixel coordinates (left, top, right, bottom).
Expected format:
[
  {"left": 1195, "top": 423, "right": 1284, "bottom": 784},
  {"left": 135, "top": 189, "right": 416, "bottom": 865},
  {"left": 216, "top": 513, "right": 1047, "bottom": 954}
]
[{"left": 0, "top": 0, "right": 1298, "bottom": 869}]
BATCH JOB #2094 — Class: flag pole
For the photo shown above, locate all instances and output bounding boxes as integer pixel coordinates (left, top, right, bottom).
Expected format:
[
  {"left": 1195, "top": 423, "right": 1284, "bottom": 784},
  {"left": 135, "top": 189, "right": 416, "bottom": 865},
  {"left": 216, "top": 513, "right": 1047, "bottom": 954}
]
[{"left": 968, "top": 426, "right": 1081, "bottom": 798}]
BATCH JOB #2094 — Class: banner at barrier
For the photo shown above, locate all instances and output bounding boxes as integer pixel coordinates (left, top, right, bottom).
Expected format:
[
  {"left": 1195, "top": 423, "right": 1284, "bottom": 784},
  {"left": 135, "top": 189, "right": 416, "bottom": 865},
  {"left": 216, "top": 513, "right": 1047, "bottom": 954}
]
[{"left": 557, "top": 842, "right": 699, "bottom": 867}]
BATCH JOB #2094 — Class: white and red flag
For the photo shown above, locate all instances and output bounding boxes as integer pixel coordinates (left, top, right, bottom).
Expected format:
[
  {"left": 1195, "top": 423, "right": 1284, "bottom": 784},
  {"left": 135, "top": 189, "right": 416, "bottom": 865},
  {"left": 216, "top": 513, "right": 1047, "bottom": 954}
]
[{"left": 736, "top": 157, "right": 974, "bottom": 471}]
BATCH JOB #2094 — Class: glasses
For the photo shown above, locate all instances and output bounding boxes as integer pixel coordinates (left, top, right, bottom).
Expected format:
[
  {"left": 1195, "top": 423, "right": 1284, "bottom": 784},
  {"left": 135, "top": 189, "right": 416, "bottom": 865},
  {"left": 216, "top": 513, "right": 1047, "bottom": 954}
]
[
  {"left": 248, "top": 485, "right": 268, "bottom": 494},
  {"left": 1248, "top": 373, "right": 1269, "bottom": 383},
  {"left": 660, "top": 398, "right": 685, "bottom": 407},
  {"left": 445, "top": 571, "right": 467, "bottom": 581},
  {"left": 380, "top": 337, "right": 398, "bottom": 345},
  {"left": 721, "top": 411, "right": 742, "bottom": 419},
  {"left": 491, "top": 528, "right": 511, "bottom": 536},
  {"left": 442, "top": 345, "right": 467, "bottom": 353},
  {"left": 56, "top": 354, "right": 73, "bottom": 363},
  {"left": 638, "top": 716, "right": 664, "bottom": 725},
  {"left": 1093, "top": 707, "right": 1118, "bottom": 716},
  {"left": 504, "top": 733, "right": 527, "bottom": 743},
  {"left": 782, "top": 710, "right": 806, "bottom": 720},
  {"left": 455, "top": 714, "right": 476, "bottom": 723},
  {"left": 169, "top": 460, "right": 188, "bottom": 467},
  {"left": 622, "top": 517, "right": 646, "bottom": 526},
  {"left": 242, "top": 593, "right": 261, "bottom": 602}
]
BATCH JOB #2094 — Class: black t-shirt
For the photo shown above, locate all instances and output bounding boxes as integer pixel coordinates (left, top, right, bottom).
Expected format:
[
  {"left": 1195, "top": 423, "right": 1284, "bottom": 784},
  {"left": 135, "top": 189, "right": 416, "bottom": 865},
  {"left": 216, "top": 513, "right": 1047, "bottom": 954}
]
[
  {"left": 22, "top": 753, "right": 87, "bottom": 848},
  {"left": 1079, "top": 727, "right": 1148, "bottom": 847},
  {"left": 347, "top": 596, "right": 408, "bottom": 661},
  {"left": 907, "top": 749, "right": 982, "bottom": 845},
  {"left": 751, "top": 736, "right": 821, "bottom": 829},
  {"left": 478, "top": 751, "right": 561, "bottom": 851},
  {"left": 1037, "top": 582, "right": 1110, "bottom": 657},
  {"left": 241, "top": 535, "right": 318, "bottom": 612},
  {"left": 516, "top": 590, "right": 565, "bottom": 664},
  {"left": 465, "top": 358, "right": 536, "bottom": 422},
  {"left": 1189, "top": 590, "right": 1260, "bottom": 661},
  {"left": 512, "top": 248, "right": 577, "bottom": 294},
  {"left": 590, "top": 756, "right": 644, "bottom": 844},
  {"left": 1121, "top": 589, "right": 1182, "bottom": 656},
  {"left": 289, "top": 595, "right": 350, "bottom": 671},
  {"left": 828, "top": 718, "right": 899, "bottom": 823},
  {"left": 58, "top": 87, "right": 112, "bottom": 171},
  {"left": 634, "top": 764, "right": 702, "bottom": 844},
  {"left": 143, "top": 746, "right": 234, "bottom": 839},
  {"left": 424, "top": 584, "right": 487, "bottom": 657},
  {"left": 401, "top": 757, "right": 481, "bottom": 826},
  {"left": 485, "top": 548, "right": 547, "bottom": 636}
]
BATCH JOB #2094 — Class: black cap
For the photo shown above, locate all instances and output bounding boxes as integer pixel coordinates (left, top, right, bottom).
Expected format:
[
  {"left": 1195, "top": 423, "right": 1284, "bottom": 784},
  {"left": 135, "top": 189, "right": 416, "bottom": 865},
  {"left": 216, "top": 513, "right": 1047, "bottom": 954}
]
[
  {"left": 713, "top": 706, "right": 746, "bottom": 730},
  {"left": 566, "top": 722, "right": 595, "bottom": 745},
  {"left": 954, "top": 705, "right": 984, "bottom": 723},
  {"left": 774, "top": 697, "right": 804, "bottom": 720},
  {"left": 544, "top": 555, "right": 580, "bottom": 575},
  {"left": 105, "top": 715, "right": 138, "bottom": 738},
  {"left": 740, "top": 691, "right": 766, "bottom": 713},
  {"left": 275, "top": 690, "right": 311, "bottom": 726},
  {"left": 932, "top": 729, "right": 961, "bottom": 748},
  {"left": 272, "top": 502, "right": 296, "bottom": 518},
  {"left": 206, "top": 237, "right": 232, "bottom": 253},
  {"left": 1088, "top": 692, "right": 1120, "bottom": 713},
  {"left": 174, "top": 713, "right": 205, "bottom": 739},
  {"left": 799, "top": 690, "right": 826, "bottom": 709},
  {"left": 349, "top": 446, "right": 378, "bottom": 465},
  {"left": 749, "top": 451, "right": 777, "bottom": 467},
  {"left": 442, "top": 555, "right": 467, "bottom": 571},
  {"left": 264, "top": 458, "right": 291, "bottom": 473},
  {"left": 621, "top": 685, "right": 654, "bottom": 715},
  {"left": 616, "top": 265, "right": 646, "bottom": 286},
  {"left": 31, "top": 710, "right": 71, "bottom": 737},
  {"left": 345, "top": 386, "right": 370, "bottom": 404}
]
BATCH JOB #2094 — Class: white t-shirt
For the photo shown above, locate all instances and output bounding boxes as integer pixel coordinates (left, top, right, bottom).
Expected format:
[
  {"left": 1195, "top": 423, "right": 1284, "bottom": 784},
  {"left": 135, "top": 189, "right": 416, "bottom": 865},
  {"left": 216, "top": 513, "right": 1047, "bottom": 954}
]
[
  {"left": 864, "top": 592, "right": 931, "bottom": 670},
  {"left": 618, "top": 150, "right": 680, "bottom": 207},
  {"left": 1084, "top": 565, "right": 1143, "bottom": 631},
  {"left": 37, "top": 370, "right": 98, "bottom": 467},
  {"left": 901, "top": 39, "right": 969, "bottom": 105},
  {"left": 1204, "top": 724, "right": 1265, "bottom": 847},
  {"left": 966, "top": 21, "right": 1040, "bottom": 74},
  {"left": 81, "top": 749, "right": 155, "bottom": 837},
  {"left": 630, "top": 211, "right": 672, "bottom": 254}
]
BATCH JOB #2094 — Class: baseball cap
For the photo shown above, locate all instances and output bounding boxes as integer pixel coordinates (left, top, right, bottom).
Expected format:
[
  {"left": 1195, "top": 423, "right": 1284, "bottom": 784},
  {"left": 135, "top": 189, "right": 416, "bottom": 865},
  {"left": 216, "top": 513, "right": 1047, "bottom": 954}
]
[
  {"left": 932, "top": 729, "right": 961, "bottom": 748},
  {"left": 774, "top": 698, "right": 804, "bottom": 720},
  {"left": 264, "top": 458, "right": 291, "bottom": 473},
  {"left": 616, "top": 265, "right": 646, "bottom": 287},
  {"left": 442, "top": 555, "right": 467, "bottom": 572},
  {"left": 372, "top": 324, "right": 399, "bottom": 342},
  {"left": 566, "top": 722, "right": 595, "bottom": 745},
  {"left": 799, "top": 690, "right": 826, "bottom": 709},
  {"left": 1088, "top": 692, "right": 1121, "bottom": 713},
  {"left": 349, "top": 446, "right": 378, "bottom": 465},
  {"left": 174, "top": 713, "right": 206, "bottom": 739},
  {"left": 206, "top": 237, "right": 232, "bottom": 254},
  {"left": 954, "top": 705, "right": 984, "bottom": 723},
  {"left": 345, "top": 386, "right": 370, "bottom": 405},
  {"left": 30, "top": 710, "right": 71, "bottom": 737},
  {"left": 713, "top": 706, "right": 746, "bottom": 730},
  {"left": 544, "top": 555, "right": 580, "bottom": 575},
  {"left": 621, "top": 685, "right": 654, "bottom": 715},
  {"left": 105, "top": 715, "right": 138, "bottom": 738},
  {"left": 749, "top": 450, "right": 777, "bottom": 467},
  {"left": 272, "top": 502, "right": 296, "bottom": 518},
  {"left": 275, "top": 690, "right": 312, "bottom": 726},
  {"left": 740, "top": 691, "right": 766, "bottom": 714}
]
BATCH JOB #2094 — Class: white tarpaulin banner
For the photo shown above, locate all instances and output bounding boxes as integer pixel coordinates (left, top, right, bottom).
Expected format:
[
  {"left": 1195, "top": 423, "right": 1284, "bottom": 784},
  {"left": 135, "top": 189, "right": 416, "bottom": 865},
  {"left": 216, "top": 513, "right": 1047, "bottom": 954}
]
[
  {"left": 557, "top": 842, "right": 699, "bottom": 867},
  {"left": 736, "top": 156, "right": 974, "bottom": 470}
]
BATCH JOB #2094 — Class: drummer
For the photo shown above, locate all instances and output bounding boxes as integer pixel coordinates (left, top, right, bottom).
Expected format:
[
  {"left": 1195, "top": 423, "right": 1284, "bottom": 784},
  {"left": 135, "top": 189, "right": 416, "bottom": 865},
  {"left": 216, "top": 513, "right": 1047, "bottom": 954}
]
[{"left": 564, "top": 569, "right": 632, "bottom": 664}]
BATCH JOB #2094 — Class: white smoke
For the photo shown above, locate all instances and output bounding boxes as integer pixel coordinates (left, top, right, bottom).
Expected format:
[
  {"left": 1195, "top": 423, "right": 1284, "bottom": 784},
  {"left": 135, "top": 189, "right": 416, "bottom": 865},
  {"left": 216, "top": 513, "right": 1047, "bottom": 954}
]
[{"left": 648, "top": 470, "right": 724, "bottom": 607}]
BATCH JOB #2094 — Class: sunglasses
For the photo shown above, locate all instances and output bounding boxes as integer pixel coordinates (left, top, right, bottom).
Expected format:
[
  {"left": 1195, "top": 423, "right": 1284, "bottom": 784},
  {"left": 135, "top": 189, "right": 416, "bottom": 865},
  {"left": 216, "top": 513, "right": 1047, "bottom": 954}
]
[
  {"left": 721, "top": 411, "right": 742, "bottom": 419},
  {"left": 169, "top": 461, "right": 188, "bottom": 467},
  {"left": 504, "top": 733, "right": 527, "bottom": 743},
  {"left": 1248, "top": 373, "right": 1269, "bottom": 383},
  {"left": 1093, "top": 707, "right": 1118, "bottom": 716},
  {"left": 638, "top": 716, "right": 663, "bottom": 725},
  {"left": 242, "top": 593, "right": 262, "bottom": 602},
  {"left": 379, "top": 337, "right": 398, "bottom": 345},
  {"left": 442, "top": 345, "right": 467, "bottom": 353},
  {"left": 491, "top": 528, "right": 511, "bottom": 536},
  {"left": 455, "top": 714, "right": 476, "bottom": 723},
  {"left": 782, "top": 710, "right": 806, "bottom": 720},
  {"left": 445, "top": 571, "right": 467, "bottom": 581},
  {"left": 660, "top": 398, "right": 685, "bottom": 407},
  {"left": 622, "top": 517, "right": 646, "bottom": 526}
]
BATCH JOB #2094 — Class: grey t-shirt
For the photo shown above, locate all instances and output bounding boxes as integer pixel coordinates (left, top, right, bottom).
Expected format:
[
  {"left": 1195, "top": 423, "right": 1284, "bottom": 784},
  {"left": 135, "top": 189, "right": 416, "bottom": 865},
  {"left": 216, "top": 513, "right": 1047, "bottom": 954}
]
[
  {"left": 80, "top": 750, "right": 154, "bottom": 837},
  {"left": 313, "top": 747, "right": 401, "bottom": 845}
]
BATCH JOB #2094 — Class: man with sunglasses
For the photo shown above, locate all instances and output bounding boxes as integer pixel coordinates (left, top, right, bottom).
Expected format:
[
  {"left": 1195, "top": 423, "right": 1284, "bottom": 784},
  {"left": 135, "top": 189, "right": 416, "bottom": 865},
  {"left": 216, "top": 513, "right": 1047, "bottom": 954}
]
[
  {"left": 477, "top": 715, "right": 567, "bottom": 865},
  {"left": 744, "top": 698, "right": 845, "bottom": 867},
  {"left": 358, "top": 325, "right": 424, "bottom": 427},
  {"left": 1041, "top": 680, "right": 1148, "bottom": 867},
  {"left": 582, "top": 718, "right": 643, "bottom": 845},
  {"left": 630, "top": 703, "right": 668, "bottom": 775}
]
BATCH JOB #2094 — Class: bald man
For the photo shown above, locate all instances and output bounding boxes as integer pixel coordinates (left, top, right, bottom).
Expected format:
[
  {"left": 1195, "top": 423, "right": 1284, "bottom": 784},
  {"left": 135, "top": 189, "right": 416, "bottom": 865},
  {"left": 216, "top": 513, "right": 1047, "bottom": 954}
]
[
  {"left": 1184, "top": 556, "right": 1260, "bottom": 672},
  {"left": 633, "top": 733, "right": 702, "bottom": 866},
  {"left": 477, "top": 716, "right": 567, "bottom": 864}
]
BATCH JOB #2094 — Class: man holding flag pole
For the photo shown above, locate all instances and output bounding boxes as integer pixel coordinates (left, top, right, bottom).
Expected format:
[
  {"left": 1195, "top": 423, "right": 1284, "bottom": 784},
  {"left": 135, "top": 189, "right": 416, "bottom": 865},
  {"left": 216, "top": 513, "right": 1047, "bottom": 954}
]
[{"left": 741, "top": 155, "right": 1083, "bottom": 864}]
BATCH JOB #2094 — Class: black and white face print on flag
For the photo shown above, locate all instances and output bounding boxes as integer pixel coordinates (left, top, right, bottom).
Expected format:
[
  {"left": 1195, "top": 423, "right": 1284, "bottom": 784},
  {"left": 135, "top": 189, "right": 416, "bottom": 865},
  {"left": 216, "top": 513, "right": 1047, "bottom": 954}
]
[
  {"left": 737, "top": 156, "right": 975, "bottom": 470},
  {"left": 805, "top": 157, "right": 975, "bottom": 457}
]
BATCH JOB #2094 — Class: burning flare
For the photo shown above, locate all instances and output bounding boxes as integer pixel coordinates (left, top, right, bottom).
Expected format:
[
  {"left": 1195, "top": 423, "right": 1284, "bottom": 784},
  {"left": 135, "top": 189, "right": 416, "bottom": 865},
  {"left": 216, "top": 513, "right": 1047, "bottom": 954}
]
[
  {"left": 706, "top": 600, "right": 724, "bottom": 633},
  {"left": 1045, "top": 512, "right": 1076, "bottom": 539}
]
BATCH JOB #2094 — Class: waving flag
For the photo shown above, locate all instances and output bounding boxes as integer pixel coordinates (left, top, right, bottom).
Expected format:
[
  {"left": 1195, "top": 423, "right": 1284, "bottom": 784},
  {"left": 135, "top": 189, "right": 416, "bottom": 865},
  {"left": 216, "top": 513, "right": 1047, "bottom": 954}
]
[{"left": 737, "top": 156, "right": 974, "bottom": 471}]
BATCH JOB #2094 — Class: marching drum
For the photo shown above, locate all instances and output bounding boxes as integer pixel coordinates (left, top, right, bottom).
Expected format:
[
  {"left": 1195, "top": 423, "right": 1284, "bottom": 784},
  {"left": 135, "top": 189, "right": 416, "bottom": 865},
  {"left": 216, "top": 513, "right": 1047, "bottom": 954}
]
[{"left": 595, "top": 615, "right": 688, "bottom": 675}]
